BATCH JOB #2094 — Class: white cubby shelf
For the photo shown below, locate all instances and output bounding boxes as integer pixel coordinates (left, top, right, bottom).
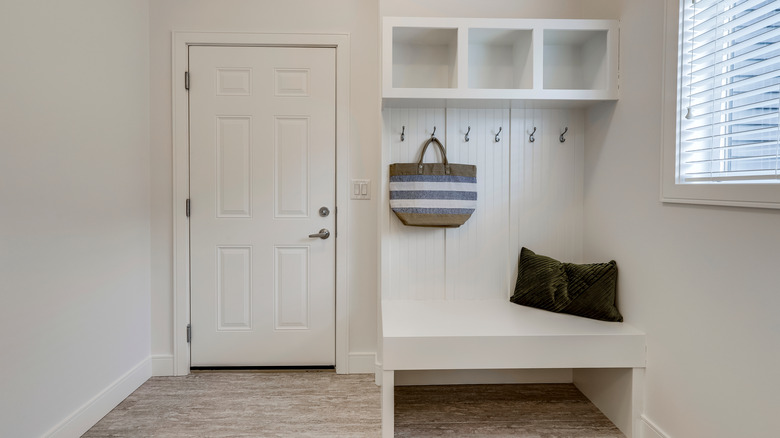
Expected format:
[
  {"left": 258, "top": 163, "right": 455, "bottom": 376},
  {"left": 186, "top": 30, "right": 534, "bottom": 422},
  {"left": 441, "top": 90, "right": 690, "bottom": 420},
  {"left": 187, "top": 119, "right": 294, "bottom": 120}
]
[{"left": 382, "top": 17, "right": 619, "bottom": 107}]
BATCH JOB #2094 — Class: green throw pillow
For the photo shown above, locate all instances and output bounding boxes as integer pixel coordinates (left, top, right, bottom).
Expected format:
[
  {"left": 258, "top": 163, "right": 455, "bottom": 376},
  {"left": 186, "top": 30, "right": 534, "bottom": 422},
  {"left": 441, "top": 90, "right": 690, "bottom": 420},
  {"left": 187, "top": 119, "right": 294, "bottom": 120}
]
[{"left": 510, "top": 247, "right": 623, "bottom": 322}]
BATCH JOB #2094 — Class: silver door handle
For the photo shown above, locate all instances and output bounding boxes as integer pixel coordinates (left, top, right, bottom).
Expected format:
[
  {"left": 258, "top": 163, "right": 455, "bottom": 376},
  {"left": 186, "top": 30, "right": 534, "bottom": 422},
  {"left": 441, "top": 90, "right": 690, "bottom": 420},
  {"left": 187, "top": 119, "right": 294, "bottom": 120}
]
[{"left": 308, "top": 229, "right": 330, "bottom": 239}]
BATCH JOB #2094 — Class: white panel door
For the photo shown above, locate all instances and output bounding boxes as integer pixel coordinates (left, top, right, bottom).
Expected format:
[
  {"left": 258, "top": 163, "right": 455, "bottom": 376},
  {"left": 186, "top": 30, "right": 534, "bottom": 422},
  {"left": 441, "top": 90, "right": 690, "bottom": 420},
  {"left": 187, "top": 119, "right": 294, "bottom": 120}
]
[{"left": 189, "top": 46, "right": 336, "bottom": 366}]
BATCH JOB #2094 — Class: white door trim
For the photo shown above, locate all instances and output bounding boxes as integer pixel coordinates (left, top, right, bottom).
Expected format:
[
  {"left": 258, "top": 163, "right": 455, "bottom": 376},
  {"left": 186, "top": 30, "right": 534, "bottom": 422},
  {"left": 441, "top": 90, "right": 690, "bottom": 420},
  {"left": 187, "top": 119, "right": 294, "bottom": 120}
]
[{"left": 172, "top": 31, "right": 351, "bottom": 376}]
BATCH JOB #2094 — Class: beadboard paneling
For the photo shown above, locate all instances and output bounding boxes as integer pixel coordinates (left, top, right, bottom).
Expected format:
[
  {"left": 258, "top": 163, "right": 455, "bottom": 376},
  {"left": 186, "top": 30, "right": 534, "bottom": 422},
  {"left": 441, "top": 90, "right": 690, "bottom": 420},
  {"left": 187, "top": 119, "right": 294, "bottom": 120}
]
[
  {"left": 509, "top": 109, "right": 584, "bottom": 291},
  {"left": 384, "top": 108, "right": 447, "bottom": 300},
  {"left": 445, "top": 109, "right": 511, "bottom": 300},
  {"left": 382, "top": 107, "right": 583, "bottom": 300}
]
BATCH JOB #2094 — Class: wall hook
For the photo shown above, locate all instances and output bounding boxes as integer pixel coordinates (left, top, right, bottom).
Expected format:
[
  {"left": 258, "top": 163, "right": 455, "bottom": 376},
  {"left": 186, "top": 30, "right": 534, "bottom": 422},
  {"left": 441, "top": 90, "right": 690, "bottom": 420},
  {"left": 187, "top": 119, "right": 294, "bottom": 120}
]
[
  {"left": 529, "top": 127, "right": 537, "bottom": 143},
  {"left": 495, "top": 126, "right": 503, "bottom": 143},
  {"left": 401, "top": 126, "right": 405, "bottom": 142},
  {"left": 465, "top": 126, "right": 471, "bottom": 142},
  {"left": 431, "top": 126, "right": 437, "bottom": 139},
  {"left": 559, "top": 127, "right": 569, "bottom": 143}
]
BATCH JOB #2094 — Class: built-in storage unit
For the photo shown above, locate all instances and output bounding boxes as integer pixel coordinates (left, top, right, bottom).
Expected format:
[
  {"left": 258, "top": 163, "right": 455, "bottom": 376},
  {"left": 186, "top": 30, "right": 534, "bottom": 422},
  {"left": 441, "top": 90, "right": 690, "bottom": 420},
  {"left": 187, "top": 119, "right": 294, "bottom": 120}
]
[
  {"left": 379, "top": 15, "right": 638, "bottom": 438},
  {"left": 382, "top": 17, "right": 619, "bottom": 105}
]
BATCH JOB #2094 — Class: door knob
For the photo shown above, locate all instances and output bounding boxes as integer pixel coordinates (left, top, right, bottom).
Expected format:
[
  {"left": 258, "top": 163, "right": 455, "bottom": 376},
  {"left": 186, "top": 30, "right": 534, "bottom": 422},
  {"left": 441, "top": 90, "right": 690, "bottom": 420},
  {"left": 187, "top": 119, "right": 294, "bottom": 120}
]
[{"left": 308, "top": 229, "right": 330, "bottom": 239}]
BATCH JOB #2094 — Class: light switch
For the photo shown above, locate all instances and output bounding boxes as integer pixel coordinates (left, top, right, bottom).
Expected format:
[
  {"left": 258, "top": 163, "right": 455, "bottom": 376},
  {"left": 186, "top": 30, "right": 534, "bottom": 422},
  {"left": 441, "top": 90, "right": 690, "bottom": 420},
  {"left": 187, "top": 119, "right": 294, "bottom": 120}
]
[{"left": 351, "top": 179, "right": 370, "bottom": 200}]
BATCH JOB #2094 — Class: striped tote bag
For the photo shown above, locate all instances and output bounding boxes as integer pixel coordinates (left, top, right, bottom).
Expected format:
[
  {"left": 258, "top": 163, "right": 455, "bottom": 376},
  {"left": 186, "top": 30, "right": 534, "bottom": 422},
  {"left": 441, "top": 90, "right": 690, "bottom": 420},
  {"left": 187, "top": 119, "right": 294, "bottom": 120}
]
[{"left": 389, "top": 137, "right": 476, "bottom": 228}]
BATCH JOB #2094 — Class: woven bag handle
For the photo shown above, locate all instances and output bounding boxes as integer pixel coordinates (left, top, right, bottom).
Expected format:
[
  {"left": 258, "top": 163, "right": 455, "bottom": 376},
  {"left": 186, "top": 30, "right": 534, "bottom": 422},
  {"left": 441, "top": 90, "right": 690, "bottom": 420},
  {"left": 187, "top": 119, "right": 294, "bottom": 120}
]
[{"left": 417, "top": 137, "right": 450, "bottom": 174}]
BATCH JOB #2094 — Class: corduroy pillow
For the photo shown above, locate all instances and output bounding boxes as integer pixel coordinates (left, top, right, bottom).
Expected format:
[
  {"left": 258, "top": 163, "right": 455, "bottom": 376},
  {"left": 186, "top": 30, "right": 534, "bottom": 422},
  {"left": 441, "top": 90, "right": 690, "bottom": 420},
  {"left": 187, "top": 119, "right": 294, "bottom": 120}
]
[{"left": 510, "top": 247, "right": 623, "bottom": 322}]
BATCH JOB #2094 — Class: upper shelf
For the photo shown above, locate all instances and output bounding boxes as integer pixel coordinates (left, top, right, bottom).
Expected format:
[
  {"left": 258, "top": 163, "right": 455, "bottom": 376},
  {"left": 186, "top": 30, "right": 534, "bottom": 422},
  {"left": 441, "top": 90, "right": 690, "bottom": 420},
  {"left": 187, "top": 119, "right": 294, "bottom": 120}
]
[{"left": 383, "top": 17, "right": 619, "bottom": 107}]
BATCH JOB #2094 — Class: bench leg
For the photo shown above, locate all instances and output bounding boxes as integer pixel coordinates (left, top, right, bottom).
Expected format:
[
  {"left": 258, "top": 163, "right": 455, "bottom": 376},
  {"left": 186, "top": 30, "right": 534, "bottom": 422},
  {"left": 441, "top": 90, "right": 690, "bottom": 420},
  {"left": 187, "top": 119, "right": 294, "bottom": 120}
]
[
  {"left": 382, "top": 369, "right": 394, "bottom": 438},
  {"left": 631, "top": 368, "right": 645, "bottom": 438}
]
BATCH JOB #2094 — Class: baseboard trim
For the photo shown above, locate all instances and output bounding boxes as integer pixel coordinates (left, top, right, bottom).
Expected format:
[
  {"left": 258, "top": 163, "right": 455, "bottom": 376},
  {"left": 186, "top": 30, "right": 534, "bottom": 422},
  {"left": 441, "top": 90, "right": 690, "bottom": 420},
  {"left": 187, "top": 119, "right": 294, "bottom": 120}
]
[
  {"left": 45, "top": 356, "right": 151, "bottom": 438},
  {"left": 640, "top": 415, "right": 671, "bottom": 438},
  {"left": 152, "top": 354, "right": 174, "bottom": 376},
  {"left": 347, "top": 352, "right": 376, "bottom": 374}
]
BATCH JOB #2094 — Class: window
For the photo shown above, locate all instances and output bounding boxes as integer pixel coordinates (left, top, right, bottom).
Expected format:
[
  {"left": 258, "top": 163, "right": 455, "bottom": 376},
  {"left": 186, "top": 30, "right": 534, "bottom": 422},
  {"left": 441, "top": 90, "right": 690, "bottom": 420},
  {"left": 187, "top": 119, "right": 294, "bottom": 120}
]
[{"left": 662, "top": 0, "right": 780, "bottom": 208}]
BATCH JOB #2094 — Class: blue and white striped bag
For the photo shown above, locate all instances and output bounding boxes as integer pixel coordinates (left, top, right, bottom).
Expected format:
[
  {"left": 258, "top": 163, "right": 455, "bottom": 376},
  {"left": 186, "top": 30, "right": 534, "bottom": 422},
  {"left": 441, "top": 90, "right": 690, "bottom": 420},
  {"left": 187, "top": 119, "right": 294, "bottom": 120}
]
[{"left": 389, "top": 138, "right": 476, "bottom": 228}]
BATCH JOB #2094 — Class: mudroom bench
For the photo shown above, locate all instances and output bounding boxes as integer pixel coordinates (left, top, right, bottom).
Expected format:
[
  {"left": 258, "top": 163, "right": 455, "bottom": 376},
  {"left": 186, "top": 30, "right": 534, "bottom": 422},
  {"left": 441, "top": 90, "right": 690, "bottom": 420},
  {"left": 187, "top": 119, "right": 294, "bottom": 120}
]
[{"left": 380, "top": 299, "right": 646, "bottom": 438}]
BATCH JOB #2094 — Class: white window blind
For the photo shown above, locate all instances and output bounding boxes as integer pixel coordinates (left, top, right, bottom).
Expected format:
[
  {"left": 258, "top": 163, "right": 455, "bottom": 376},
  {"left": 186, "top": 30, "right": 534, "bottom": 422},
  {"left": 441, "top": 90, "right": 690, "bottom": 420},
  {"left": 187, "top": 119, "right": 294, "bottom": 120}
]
[{"left": 679, "top": 0, "right": 780, "bottom": 183}]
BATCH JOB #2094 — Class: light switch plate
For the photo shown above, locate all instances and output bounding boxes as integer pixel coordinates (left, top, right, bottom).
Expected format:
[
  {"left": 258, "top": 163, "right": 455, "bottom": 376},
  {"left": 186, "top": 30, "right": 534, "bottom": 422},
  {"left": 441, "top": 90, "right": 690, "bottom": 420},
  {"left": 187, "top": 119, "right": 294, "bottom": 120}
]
[{"left": 351, "top": 179, "right": 371, "bottom": 200}]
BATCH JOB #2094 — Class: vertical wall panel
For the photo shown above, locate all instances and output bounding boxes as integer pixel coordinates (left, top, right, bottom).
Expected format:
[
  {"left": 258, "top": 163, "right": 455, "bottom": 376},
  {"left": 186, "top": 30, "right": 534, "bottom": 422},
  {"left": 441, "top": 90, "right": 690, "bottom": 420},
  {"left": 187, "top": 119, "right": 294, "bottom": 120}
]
[
  {"left": 217, "top": 246, "right": 252, "bottom": 330},
  {"left": 445, "top": 108, "right": 511, "bottom": 299},
  {"left": 382, "top": 106, "right": 584, "bottom": 301},
  {"left": 511, "top": 108, "right": 584, "bottom": 267},
  {"left": 386, "top": 108, "right": 446, "bottom": 300}
]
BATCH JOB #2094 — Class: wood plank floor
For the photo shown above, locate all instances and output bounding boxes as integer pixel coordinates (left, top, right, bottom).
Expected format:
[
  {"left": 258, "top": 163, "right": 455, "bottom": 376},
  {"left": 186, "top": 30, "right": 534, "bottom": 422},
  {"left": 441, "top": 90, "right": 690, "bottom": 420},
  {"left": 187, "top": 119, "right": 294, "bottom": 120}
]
[
  {"left": 395, "top": 383, "right": 624, "bottom": 437},
  {"left": 84, "top": 372, "right": 624, "bottom": 437}
]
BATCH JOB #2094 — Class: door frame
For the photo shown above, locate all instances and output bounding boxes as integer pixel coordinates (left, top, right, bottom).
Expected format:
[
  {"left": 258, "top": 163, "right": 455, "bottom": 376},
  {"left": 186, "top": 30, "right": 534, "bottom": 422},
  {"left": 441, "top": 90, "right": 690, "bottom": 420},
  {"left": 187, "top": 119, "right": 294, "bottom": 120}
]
[{"left": 172, "top": 32, "right": 351, "bottom": 376}]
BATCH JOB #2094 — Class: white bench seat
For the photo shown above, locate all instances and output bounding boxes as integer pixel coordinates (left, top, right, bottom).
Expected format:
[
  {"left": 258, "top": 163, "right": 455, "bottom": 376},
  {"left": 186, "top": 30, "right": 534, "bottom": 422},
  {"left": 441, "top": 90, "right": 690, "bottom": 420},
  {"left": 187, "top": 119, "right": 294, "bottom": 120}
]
[{"left": 381, "top": 299, "right": 646, "bottom": 437}]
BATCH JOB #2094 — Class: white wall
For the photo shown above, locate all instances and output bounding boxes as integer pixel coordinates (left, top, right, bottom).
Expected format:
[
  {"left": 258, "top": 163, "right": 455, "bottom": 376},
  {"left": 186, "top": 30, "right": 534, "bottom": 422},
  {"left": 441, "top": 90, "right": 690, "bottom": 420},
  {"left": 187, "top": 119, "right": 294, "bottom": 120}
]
[
  {"left": 149, "top": 0, "right": 381, "bottom": 374},
  {"left": 0, "top": 1, "right": 151, "bottom": 436},
  {"left": 584, "top": 1, "right": 780, "bottom": 437}
]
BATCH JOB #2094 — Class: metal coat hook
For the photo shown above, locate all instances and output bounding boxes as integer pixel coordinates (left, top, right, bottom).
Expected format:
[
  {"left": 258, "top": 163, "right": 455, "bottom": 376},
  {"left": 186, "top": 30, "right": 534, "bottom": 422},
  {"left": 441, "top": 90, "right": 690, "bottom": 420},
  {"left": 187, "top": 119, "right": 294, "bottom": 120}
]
[
  {"left": 560, "top": 127, "right": 569, "bottom": 143},
  {"left": 464, "top": 126, "right": 471, "bottom": 142},
  {"left": 401, "top": 126, "right": 405, "bottom": 142},
  {"left": 495, "top": 126, "right": 503, "bottom": 143},
  {"left": 529, "top": 127, "right": 537, "bottom": 143},
  {"left": 431, "top": 126, "right": 437, "bottom": 139}
]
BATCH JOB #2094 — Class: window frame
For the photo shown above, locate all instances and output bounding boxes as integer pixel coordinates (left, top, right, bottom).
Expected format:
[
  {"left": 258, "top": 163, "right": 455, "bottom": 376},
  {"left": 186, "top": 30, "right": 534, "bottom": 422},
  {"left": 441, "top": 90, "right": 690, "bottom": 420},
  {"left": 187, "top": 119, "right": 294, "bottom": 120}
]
[{"left": 661, "top": 0, "right": 780, "bottom": 209}]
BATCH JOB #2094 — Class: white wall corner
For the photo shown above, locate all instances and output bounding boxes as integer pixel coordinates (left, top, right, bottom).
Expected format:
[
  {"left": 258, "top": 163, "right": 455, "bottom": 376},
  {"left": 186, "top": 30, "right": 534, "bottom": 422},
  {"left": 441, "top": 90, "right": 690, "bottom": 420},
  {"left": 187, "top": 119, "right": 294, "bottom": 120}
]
[
  {"left": 640, "top": 415, "right": 671, "bottom": 438},
  {"left": 45, "top": 357, "right": 151, "bottom": 438},
  {"left": 347, "top": 352, "right": 377, "bottom": 374},
  {"left": 151, "top": 354, "right": 175, "bottom": 377}
]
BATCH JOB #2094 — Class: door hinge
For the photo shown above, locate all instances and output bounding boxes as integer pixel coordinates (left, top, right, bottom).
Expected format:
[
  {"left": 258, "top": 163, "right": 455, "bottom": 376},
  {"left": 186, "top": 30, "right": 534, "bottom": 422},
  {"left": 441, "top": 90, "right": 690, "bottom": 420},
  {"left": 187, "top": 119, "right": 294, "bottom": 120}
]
[
  {"left": 186, "top": 324, "right": 192, "bottom": 343},
  {"left": 186, "top": 198, "right": 191, "bottom": 218},
  {"left": 185, "top": 71, "right": 190, "bottom": 90}
]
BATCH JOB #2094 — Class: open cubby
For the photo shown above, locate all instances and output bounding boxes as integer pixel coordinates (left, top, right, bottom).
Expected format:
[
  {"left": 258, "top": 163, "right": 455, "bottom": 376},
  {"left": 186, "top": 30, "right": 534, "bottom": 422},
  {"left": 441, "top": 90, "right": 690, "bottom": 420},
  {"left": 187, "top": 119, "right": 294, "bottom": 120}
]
[
  {"left": 383, "top": 18, "right": 617, "bottom": 103},
  {"left": 468, "top": 28, "right": 533, "bottom": 89},
  {"left": 392, "top": 27, "right": 458, "bottom": 89},
  {"left": 543, "top": 29, "right": 608, "bottom": 90}
]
